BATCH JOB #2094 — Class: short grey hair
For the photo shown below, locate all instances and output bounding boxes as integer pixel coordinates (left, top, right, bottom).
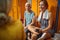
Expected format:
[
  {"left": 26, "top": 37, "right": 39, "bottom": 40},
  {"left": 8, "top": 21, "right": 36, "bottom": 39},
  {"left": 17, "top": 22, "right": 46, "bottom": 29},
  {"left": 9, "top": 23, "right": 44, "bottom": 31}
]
[{"left": 25, "top": 2, "right": 31, "bottom": 6}]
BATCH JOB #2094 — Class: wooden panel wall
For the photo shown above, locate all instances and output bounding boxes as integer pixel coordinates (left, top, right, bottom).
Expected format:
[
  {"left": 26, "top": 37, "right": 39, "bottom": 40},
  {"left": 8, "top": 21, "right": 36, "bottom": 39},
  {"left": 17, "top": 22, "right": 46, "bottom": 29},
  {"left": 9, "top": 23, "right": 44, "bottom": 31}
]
[{"left": 8, "top": 0, "right": 26, "bottom": 21}]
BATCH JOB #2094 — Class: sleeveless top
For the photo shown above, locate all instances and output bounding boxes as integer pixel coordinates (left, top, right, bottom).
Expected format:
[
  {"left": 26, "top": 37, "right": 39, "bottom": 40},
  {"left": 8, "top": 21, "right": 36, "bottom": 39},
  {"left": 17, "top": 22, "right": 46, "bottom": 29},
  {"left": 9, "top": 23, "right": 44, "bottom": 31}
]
[
  {"left": 24, "top": 11, "right": 34, "bottom": 26},
  {"left": 38, "top": 10, "right": 54, "bottom": 36},
  {"left": 38, "top": 9, "right": 51, "bottom": 29}
]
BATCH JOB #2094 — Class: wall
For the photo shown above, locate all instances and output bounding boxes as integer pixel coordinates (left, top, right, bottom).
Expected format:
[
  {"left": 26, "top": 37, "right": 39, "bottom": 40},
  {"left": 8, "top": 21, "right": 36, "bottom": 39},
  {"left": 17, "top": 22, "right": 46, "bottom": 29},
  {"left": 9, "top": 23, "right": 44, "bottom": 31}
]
[
  {"left": 8, "top": 0, "right": 26, "bottom": 21},
  {"left": 57, "top": 8, "right": 60, "bottom": 33},
  {"left": 8, "top": 0, "right": 20, "bottom": 20}
]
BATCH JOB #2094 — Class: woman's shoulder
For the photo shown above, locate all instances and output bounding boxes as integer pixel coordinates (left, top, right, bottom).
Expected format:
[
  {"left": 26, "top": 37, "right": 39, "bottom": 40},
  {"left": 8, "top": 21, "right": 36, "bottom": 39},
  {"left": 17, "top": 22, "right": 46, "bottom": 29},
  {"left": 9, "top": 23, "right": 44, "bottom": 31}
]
[{"left": 30, "top": 10, "right": 35, "bottom": 16}]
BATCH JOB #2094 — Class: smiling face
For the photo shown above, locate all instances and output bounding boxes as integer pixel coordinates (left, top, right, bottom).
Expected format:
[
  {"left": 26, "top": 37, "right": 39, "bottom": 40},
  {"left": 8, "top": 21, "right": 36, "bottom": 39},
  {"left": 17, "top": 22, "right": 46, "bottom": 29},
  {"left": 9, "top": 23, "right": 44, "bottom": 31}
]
[
  {"left": 39, "top": 1, "right": 48, "bottom": 12},
  {"left": 25, "top": 3, "right": 31, "bottom": 11}
]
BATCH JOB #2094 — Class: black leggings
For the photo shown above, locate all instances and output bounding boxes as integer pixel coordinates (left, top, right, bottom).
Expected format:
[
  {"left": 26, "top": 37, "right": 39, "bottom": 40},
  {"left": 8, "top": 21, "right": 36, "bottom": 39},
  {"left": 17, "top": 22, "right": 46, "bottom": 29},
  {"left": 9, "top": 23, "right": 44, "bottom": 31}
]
[{"left": 26, "top": 30, "right": 31, "bottom": 40}]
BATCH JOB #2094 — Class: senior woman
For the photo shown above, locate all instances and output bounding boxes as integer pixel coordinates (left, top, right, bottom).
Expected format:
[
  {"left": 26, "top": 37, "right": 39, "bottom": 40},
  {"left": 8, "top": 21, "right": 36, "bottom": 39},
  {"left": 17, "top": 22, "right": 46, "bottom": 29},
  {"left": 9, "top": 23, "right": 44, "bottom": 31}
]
[{"left": 0, "top": 12, "right": 26, "bottom": 40}]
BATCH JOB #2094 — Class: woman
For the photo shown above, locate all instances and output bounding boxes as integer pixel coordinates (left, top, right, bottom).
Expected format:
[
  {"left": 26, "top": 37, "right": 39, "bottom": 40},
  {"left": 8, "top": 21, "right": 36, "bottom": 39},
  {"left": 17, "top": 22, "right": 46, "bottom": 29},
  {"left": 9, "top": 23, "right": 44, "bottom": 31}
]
[
  {"left": 31, "top": 0, "right": 53, "bottom": 40},
  {"left": 0, "top": 13, "right": 26, "bottom": 40},
  {"left": 24, "top": 2, "right": 35, "bottom": 40}
]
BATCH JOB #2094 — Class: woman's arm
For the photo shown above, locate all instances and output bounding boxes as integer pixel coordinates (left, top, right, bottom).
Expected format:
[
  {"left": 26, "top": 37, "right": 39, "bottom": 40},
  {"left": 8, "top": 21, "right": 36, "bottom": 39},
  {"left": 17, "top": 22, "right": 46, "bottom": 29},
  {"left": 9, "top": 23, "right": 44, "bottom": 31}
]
[
  {"left": 24, "top": 17, "right": 28, "bottom": 30},
  {"left": 29, "top": 13, "right": 35, "bottom": 26},
  {"left": 24, "top": 17, "right": 26, "bottom": 27},
  {"left": 42, "top": 13, "right": 53, "bottom": 32},
  {"left": 28, "top": 25, "right": 39, "bottom": 35},
  {"left": 30, "top": 16, "right": 35, "bottom": 25}
]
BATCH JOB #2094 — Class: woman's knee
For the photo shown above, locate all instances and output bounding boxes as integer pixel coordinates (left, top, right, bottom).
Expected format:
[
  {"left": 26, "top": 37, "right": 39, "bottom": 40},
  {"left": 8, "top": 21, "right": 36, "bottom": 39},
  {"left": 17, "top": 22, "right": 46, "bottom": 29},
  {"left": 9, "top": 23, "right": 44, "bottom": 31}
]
[
  {"left": 45, "top": 32, "right": 52, "bottom": 39},
  {"left": 31, "top": 34, "right": 37, "bottom": 40}
]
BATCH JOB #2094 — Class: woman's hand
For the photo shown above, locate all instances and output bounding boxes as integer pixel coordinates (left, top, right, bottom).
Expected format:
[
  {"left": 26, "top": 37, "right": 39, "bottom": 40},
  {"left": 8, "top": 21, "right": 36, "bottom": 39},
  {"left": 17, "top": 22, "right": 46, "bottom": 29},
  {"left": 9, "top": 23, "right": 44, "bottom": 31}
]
[
  {"left": 24, "top": 27, "right": 28, "bottom": 30},
  {"left": 35, "top": 27, "right": 40, "bottom": 30},
  {"left": 39, "top": 28, "right": 42, "bottom": 33},
  {"left": 33, "top": 31, "right": 39, "bottom": 35}
]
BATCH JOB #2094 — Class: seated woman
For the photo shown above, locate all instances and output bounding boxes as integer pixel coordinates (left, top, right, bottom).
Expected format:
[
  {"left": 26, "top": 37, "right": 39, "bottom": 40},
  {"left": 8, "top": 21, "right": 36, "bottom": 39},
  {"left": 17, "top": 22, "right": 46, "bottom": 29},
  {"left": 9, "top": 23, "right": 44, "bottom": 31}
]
[
  {"left": 0, "top": 13, "right": 26, "bottom": 40},
  {"left": 24, "top": 2, "right": 35, "bottom": 40},
  {"left": 28, "top": 0, "right": 53, "bottom": 40}
]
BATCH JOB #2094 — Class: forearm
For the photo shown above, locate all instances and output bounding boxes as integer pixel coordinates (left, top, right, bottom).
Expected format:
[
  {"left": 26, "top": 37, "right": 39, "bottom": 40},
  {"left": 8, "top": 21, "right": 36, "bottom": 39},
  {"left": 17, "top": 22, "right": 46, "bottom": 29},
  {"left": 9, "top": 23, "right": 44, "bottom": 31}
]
[
  {"left": 42, "top": 21, "right": 52, "bottom": 32},
  {"left": 23, "top": 20, "right": 25, "bottom": 27},
  {"left": 42, "top": 26, "right": 52, "bottom": 32},
  {"left": 42, "top": 15, "right": 52, "bottom": 32},
  {"left": 28, "top": 25, "right": 34, "bottom": 32},
  {"left": 24, "top": 19, "right": 28, "bottom": 29}
]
